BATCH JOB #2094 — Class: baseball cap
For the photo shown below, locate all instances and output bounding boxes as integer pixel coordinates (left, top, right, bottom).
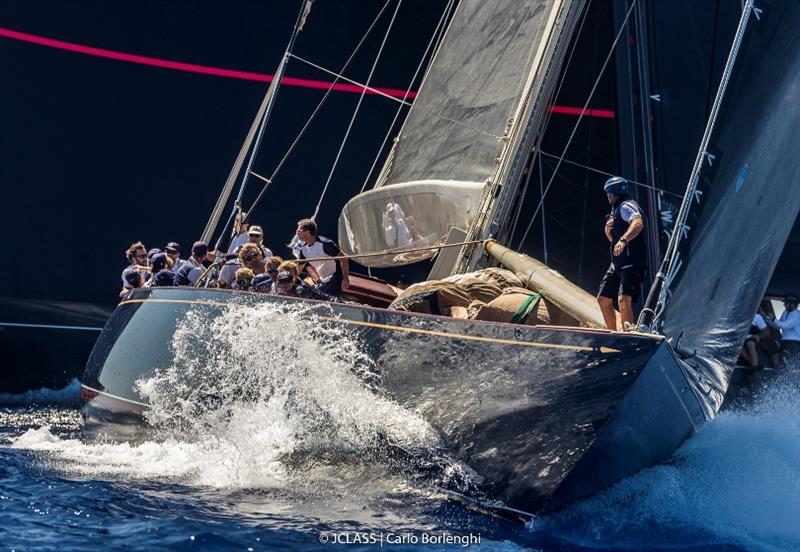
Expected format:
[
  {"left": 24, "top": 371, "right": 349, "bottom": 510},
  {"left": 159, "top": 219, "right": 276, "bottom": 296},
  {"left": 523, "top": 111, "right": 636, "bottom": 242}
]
[
  {"left": 248, "top": 225, "right": 264, "bottom": 237},
  {"left": 165, "top": 242, "right": 180, "bottom": 254}
]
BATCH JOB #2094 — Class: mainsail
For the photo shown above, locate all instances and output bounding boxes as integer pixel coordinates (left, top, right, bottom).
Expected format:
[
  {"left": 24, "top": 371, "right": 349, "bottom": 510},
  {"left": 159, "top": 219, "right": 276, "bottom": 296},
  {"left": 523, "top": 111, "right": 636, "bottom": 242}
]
[
  {"left": 656, "top": 1, "right": 800, "bottom": 413},
  {"left": 338, "top": 0, "right": 584, "bottom": 267}
]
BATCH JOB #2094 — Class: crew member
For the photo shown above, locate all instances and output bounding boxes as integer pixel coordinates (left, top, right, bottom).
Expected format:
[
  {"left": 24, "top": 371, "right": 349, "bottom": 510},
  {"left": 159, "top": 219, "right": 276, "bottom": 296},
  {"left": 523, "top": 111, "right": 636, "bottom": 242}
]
[
  {"left": 173, "top": 241, "right": 208, "bottom": 286},
  {"left": 165, "top": 242, "right": 185, "bottom": 274},
  {"left": 120, "top": 241, "right": 149, "bottom": 297},
  {"left": 295, "top": 218, "right": 350, "bottom": 297},
  {"left": 597, "top": 176, "right": 647, "bottom": 330}
]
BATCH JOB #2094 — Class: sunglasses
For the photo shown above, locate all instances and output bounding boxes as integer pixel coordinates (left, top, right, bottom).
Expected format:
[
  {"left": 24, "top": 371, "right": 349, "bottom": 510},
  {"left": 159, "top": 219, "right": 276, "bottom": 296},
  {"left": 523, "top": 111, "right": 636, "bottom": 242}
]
[
  {"left": 243, "top": 253, "right": 260, "bottom": 261},
  {"left": 236, "top": 279, "right": 252, "bottom": 286},
  {"left": 134, "top": 253, "right": 147, "bottom": 259},
  {"left": 268, "top": 268, "right": 278, "bottom": 274},
  {"left": 278, "top": 278, "right": 293, "bottom": 284}
]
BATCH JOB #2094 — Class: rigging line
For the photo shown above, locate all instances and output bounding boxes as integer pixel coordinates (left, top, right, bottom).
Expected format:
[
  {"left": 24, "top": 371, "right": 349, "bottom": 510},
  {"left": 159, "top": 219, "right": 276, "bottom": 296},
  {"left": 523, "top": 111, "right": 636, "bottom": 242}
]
[
  {"left": 359, "top": 0, "right": 456, "bottom": 194},
  {"left": 211, "top": 0, "right": 312, "bottom": 251},
  {"left": 505, "top": 0, "right": 592, "bottom": 248},
  {"left": 538, "top": 150, "right": 682, "bottom": 198},
  {"left": 243, "top": 0, "right": 395, "bottom": 221},
  {"left": 288, "top": 53, "right": 503, "bottom": 140},
  {"left": 312, "top": 0, "right": 404, "bottom": 221},
  {"left": 516, "top": 0, "right": 638, "bottom": 250}
]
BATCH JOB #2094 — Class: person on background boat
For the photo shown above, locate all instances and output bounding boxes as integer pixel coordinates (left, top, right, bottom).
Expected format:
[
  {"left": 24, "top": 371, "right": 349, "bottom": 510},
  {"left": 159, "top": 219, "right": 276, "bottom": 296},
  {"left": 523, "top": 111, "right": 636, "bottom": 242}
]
[
  {"left": 120, "top": 241, "right": 149, "bottom": 297},
  {"left": 148, "top": 252, "right": 175, "bottom": 287},
  {"left": 295, "top": 218, "right": 350, "bottom": 297},
  {"left": 597, "top": 176, "right": 647, "bottom": 331},
  {"left": 765, "top": 293, "right": 800, "bottom": 362},
  {"left": 165, "top": 242, "right": 184, "bottom": 274},
  {"left": 741, "top": 311, "right": 771, "bottom": 369},
  {"left": 173, "top": 241, "right": 208, "bottom": 286}
]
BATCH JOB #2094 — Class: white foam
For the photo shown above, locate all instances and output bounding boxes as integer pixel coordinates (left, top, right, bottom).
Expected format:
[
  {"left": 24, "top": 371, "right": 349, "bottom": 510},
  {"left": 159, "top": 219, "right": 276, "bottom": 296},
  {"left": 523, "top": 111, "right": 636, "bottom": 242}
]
[
  {"left": 0, "top": 378, "right": 80, "bottom": 406},
  {"left": 11, "top": 302, "right": 441, "bottom": 490},
  {"left": 532, "top": 372, "right": 800, "bottom": 551}
]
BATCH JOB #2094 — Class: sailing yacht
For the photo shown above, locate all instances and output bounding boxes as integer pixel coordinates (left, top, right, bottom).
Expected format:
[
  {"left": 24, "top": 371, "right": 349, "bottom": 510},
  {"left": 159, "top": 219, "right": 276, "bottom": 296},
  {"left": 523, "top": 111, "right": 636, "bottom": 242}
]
[{"left": 80, "top": 0, "right": 800, "bottom": 514}]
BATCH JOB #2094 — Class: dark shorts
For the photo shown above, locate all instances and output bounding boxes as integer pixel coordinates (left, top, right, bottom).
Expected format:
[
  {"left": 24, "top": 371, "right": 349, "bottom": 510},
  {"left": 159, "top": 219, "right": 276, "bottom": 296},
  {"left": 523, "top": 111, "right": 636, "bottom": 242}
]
[
  {"left": 598, "top": 264, "right": 645, "bottom": 302},
  {"left": 317, "top": 274, "right": 342, "bottom": 297}
]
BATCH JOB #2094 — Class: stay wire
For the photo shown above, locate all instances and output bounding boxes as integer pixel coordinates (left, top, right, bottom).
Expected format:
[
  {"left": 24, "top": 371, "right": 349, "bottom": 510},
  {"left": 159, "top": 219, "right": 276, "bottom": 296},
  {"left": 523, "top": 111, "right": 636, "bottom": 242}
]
[
  {"left": 243, "top": 0, "right": 395, "bottom": 222},
  {"left": 359, "top": 0, "right": 456, "bottom": 194},
  {"left": 212, "top": 0, "right": 313, "bottom": 250},
  {"left": 288, "top": 53, "right": 502, "bottom": 140},
  {"left": 312, "top": 0, "right": 404, "bottom": 220},
  {"left": 516, "top": 0, "right": 637, "bottom": 250}
]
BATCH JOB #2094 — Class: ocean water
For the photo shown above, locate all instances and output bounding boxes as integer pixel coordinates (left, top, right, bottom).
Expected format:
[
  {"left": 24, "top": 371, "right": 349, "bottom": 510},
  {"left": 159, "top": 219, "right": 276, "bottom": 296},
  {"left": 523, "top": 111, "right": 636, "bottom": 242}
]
[{"left": 1, "top": 355, "right": 798, "bottom": 551}]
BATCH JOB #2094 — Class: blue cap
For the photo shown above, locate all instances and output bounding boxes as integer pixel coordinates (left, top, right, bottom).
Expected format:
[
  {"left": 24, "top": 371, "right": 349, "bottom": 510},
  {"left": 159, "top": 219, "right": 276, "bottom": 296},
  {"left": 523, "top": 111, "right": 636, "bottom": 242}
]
[
  {"left": 150, "top": 252, "right": 169, "bottom": 273},
  {"left": 603, "top": 176, "right": 628, "bottom": 195},
  {"left": 122, "top": 267, "right": 143, "bottom": 288},
  {"left": 147, "top": 248, "right": 162, "bottom": 260},
  {"left": 165, "top": 242, "right": 180, "bottom": 253}
]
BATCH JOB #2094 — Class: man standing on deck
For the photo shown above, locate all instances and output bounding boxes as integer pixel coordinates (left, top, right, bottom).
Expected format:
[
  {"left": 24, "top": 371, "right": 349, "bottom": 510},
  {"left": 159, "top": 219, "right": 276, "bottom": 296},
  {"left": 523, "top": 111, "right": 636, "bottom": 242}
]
[
  {"left": 597, "top": 176, "right": 647, "bottom": 331},
  {"left": 295, "top": 218, "right": 350, "bottom": 298}
]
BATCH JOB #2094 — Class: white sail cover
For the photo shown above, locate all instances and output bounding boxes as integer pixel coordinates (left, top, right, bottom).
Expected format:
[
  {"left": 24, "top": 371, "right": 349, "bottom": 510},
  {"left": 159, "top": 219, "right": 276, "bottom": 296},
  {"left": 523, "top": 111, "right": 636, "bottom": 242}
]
[{"left": 339, "top": 0, "right": 566, "bottom": 266}]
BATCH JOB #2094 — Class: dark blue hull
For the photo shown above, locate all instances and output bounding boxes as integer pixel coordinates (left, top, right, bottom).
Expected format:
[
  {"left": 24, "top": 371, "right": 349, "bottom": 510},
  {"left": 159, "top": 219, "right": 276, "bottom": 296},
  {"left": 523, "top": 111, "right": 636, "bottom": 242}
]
[{"left": 81, "top": 287, "right": 707, "bottom": 513}]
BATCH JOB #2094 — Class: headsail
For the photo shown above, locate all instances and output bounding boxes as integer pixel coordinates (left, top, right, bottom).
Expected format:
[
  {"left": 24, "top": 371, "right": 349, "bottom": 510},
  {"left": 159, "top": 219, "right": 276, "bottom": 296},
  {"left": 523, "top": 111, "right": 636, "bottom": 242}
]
[
  {"left": 339, "top": 0, "right": 583, "bottom": 266},
  {"left": 655, "top": 1, "right": 800, "bottom": 413}
]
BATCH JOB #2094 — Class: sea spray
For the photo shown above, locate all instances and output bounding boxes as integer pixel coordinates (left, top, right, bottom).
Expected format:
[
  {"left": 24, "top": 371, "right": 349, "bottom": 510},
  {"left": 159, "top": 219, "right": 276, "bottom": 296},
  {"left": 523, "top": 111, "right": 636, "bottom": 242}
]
[
  {"left": 138, "top": 301, "right": 441, "bottom": 452},
  {"left": 9, "top": 301, "right": 448, "bottom": 491},
  {"left": 530, "top": 370, "right": 800, "bottom": 551}
]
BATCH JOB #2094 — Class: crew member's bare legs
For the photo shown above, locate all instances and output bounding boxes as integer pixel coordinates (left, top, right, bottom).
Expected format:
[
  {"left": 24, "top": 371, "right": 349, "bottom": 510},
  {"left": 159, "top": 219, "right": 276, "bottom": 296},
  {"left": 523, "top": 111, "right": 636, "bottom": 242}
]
[
  {"left": 598, "top": 296, "right": 617, "bottom": 331},
  {"left": 618, "top": 294, "right": 634, "bottom": 330}
]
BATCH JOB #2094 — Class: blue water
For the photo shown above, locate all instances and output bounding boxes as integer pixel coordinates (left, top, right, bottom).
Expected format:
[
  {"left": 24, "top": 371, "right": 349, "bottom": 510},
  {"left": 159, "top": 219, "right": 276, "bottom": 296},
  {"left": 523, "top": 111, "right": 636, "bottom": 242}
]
[{"left": 1, "top": 374, "right": 798, "bottom": 552}]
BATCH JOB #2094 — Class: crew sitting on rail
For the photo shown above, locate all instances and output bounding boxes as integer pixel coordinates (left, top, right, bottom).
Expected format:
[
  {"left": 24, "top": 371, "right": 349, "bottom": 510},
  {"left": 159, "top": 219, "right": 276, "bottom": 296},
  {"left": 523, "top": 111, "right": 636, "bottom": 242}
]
[
  {"left": 264, "top": 256, "right": 283, "bottom": 292},
  {"left": 232, "top": 267, "right": 254, "bottom": 291},
  {"left": 217, "top": 253, "right": 241, "bottom": 289},
  {"left": 120, "top": 241, "right": 149, "bottom": 297},
  {"left": 231, "top": 225, "right": 272, "bottom": 259},
  {"left": 273, "top": 269, "right": 339, "bottom": 302},
  {"left": 294, "top": 218, "right": 350, "bottom": 297},
  {"left": 149, "top": 252, "right": 175, "bottom": 287},
  {"left": 238, "top": 243, "right": 271, "bottom": 293},
  {"left": 173, "top": 241, "right": 208, "bottom": 286},
  {"left": 165, "top": 242, "right": 184, "bottom": 274}
]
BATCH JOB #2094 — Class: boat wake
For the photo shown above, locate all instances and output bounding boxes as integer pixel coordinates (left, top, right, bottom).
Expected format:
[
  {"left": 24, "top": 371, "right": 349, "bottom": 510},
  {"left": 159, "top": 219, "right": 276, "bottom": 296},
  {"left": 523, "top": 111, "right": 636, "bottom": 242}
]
[{"left": 530, "top": 369, "right": 800, "bottom": 551}]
